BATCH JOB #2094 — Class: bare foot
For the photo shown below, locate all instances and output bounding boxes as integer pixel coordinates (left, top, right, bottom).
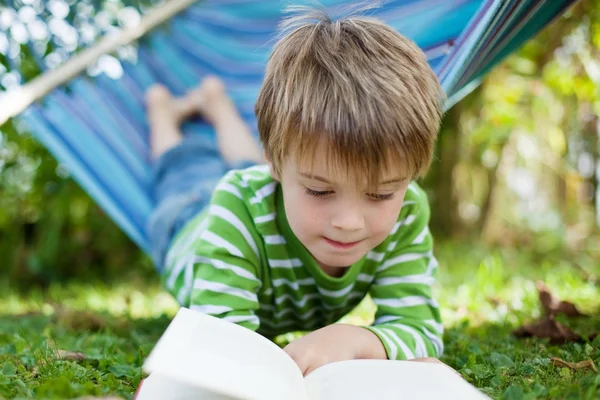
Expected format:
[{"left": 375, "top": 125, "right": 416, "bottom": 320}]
[
  {"left": 147, "top": 77, "right": 263, "bottom": 164},
  {"left": 146, "top": 81, "right": 218, "bottom": 158},
  {"left": 146, "top": 85, "right": 189, "bottom": 159},
  {"left": 196, "top": 76, "right": 264, "bottom": 165}
]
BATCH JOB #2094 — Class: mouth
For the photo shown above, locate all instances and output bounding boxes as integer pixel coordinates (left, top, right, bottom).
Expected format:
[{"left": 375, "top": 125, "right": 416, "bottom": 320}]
[{"left": 323, "top": 237, "right": 362, "bottom": 249}]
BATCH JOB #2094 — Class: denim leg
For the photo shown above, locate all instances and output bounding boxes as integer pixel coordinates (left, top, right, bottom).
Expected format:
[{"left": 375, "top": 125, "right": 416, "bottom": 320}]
[
  {"left": 147, "top": 135, "right": 223, "bottom": 271},
  {"left": 146, "top": 133, "right": 259, "bottom": 272}
]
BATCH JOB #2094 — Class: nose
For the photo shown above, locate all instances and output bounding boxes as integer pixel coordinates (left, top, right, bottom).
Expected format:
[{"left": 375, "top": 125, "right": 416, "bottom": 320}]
[{"left": 331, "top": 199, "right": 365, "bottom": 232}]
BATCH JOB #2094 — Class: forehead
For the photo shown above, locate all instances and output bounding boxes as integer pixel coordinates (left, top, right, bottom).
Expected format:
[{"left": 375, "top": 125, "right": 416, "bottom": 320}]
[
  {"left": 289, "top": 153, "right": 407, "bottom": 189},
  {"left": 281, "top": 135, "right": 411, "bottom": 189}
]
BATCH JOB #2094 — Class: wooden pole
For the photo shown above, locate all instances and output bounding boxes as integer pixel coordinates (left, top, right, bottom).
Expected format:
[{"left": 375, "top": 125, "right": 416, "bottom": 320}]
[{"left": 0, "top": 0, "right": 197, "bottom": 126}]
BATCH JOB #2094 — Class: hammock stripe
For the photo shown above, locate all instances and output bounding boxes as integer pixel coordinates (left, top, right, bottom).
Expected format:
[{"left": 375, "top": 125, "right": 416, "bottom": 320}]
[{"left": 16, "top": 0, "right": 577, "bottom": 252}]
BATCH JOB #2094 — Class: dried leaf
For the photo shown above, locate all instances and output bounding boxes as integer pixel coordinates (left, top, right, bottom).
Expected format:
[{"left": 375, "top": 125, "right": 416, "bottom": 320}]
[
  {"left": 513, "top": 315, "right": 583, "bottom": 344},
  {"left": 53, "top": 306, "right": 108, "bottom": 331},
  {"left": 551, "top": 357, "right": 598, "bottom": 372},
  {"left": 537, "top": 281, "right": 586, "bottom": 317},
  {"left": 55, "top": 349, "right": 86, "bottom": 361}
]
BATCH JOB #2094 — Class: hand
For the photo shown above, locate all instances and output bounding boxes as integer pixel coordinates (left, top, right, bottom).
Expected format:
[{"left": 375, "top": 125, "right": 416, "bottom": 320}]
[{"left": 283, "top": 324, "right": 387, "bottom": 376}]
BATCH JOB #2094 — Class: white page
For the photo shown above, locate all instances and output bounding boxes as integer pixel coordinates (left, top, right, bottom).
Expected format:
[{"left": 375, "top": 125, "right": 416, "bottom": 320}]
[
  {"left": 143, "top": 308, "right": 307, "bottom": 400},
  {"left": 304, "top": 360, "right": 490, "bottom": 400},
  {"left": 136, "top": 372, "right": 240, "bottom": 400}
]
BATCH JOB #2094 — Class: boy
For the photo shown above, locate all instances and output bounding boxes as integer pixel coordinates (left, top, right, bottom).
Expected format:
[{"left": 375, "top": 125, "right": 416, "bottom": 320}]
[{"left": 146, "top": 8, "right": 445, "bottom": 376}]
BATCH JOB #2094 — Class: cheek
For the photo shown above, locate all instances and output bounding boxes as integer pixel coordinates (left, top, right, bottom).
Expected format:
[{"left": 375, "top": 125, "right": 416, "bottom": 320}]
[
  {"left": 368, "top": 199, "right": 404, "bottom": 235},
  {"left": 283, "top": 186, "right": 325, "bottom": 234}
]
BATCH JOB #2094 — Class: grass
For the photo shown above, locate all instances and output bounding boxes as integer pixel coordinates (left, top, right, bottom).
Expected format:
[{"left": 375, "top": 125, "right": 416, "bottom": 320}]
[{"left": 0, "top": 241, "right": 599, "bottom": 399}]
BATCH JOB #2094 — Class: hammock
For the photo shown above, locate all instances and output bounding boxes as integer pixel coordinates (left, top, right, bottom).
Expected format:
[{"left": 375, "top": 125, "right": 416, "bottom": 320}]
[{"left": 0, "top": 0, "right": 578, "bottom": 253}]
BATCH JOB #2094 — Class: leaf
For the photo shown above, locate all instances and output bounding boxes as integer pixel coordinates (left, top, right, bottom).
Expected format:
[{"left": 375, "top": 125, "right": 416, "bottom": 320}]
[
  {"left": 502, "top": 385, "right": 525, "bottom": 400},
  {"left": 513, "top": 315, "right": 583, "bottom": 344},
  {"left": 551, "top": 357, "right": 598, "bottom": 372},
  {"left": 108, "top": 364, "right": 135, "bottom": 378},
  {"left": 1, "top": 361, "right": 17, "bottom": 376},
  {"left": 536, "top": 281, "right": 586, "bottom": 317},
  {"left": 490, "top": 352, "right": 515, "bottom": 368}
]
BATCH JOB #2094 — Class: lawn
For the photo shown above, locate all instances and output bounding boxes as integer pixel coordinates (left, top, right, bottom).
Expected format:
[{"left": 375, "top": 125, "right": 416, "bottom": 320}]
[{"left": 1, "top": 241, "right": 599, "bottom": 399}]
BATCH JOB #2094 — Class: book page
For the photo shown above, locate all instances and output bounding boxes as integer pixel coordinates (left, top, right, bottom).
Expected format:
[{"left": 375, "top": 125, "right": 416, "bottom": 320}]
[
  {"left": 143, "top": 308, "right": 307, "bottom": 400},
  {"left": 304, "top": 359, "right": 489, "bottom": 400},
  {"left": 136, "top": 373, "right": 240, "bottom": 400}
]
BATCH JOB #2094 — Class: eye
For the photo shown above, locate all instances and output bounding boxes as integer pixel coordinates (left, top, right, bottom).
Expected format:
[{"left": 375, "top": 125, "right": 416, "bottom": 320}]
[
  {"left": 367, "top": 192, "right": 396, "bottom": 201},
  {"left": 304, "top": 187, "right": 333, "bottom": 198}
]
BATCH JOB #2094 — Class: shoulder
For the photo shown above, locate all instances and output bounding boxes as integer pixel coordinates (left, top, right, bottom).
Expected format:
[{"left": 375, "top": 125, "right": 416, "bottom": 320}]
[
  {"left": 210, "top": 164, "right": 278, "bottom": 210},
  {"left": 384, "top": 181, "right": 432, "bottom": 246},
  {"left": 168, "top": 165, "right": 276, "bottom": 267},
  {"left": 398, "top": 181, "right": 431, "bottom": 221}
]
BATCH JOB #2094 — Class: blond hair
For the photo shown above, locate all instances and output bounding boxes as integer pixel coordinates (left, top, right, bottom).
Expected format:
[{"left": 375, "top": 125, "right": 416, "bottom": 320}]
[{"left": 255, "top": 6, "right": 444, "bottom": 187}]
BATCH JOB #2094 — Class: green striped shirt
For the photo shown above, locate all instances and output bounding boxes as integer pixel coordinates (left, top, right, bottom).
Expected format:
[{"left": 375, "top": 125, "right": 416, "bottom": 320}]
[{"left": 162, "top": 164, "right": 443, "bottom": 360}]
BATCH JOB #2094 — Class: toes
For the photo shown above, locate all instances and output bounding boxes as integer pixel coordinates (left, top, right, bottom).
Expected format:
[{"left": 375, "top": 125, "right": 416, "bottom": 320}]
[
  {"left": 146, "top": 84, "right": 172, "bottom": 105},
  {"left": 201, "top": 75, "right": 226, "bottom": 99}
]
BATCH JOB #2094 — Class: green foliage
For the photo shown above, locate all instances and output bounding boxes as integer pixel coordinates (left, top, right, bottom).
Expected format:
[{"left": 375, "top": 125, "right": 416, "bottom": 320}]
[
  {"left": 0, "top": 118, "right": 152, "bottom": 284},
  {"left": 1, "top": 241, "right": 598, "bottom": 399}
]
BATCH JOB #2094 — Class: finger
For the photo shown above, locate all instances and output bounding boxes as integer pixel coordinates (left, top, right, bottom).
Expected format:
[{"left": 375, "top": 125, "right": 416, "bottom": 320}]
[{"left": 284, "top": 349, "right": 310, "bottom": 376}]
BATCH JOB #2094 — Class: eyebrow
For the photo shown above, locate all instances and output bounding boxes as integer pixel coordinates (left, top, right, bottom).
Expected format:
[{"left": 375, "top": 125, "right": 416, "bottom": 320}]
[{"left": 299, "top": 172, "right": 406, "bottom": 185}]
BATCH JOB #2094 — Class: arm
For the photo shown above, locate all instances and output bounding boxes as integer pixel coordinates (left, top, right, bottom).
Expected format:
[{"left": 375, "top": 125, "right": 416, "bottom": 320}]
[
  {"left": 364, "top": 185, "right": 444, "bottom": 360},
  {"left": 162, "top": 178, "right": 263, "bottom": 331}
]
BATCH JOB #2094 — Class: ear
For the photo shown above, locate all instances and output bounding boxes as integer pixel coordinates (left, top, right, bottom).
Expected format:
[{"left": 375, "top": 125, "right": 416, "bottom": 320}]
[{"left": 264, "top": 150, "right": 281, "bottom": 181}]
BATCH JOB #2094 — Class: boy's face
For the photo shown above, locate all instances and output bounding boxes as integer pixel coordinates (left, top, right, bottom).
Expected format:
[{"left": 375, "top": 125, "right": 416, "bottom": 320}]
[{"left": 269, "top": 145, "right": 410, "bottom": 275}]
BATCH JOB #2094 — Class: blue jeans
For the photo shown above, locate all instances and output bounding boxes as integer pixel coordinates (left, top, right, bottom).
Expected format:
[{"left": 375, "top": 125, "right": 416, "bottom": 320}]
[{"left": 146, "top": 134, "right": 255, "bottom": 272}]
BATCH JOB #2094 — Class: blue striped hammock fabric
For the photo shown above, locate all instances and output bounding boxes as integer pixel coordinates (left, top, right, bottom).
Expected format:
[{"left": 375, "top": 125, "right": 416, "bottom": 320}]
[{"left": 14, "top": 0, "right": 577, "bottom": 253}]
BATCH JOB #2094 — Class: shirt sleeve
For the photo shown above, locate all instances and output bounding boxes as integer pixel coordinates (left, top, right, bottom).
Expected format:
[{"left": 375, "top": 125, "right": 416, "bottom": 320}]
[
  {"left": 364, "top": 184, "right": 444, "bottom": 360},
  {"left": 161, "top": 173, "right": 263, "bottom": 331}
]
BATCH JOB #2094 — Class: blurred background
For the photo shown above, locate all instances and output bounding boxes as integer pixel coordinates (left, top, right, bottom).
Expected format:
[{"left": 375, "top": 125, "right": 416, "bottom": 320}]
[{"left": 0, "top": 0, "right": 598, "bottom": 285}]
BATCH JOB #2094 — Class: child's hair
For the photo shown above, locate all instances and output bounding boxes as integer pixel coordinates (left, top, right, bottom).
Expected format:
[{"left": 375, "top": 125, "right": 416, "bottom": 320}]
[{"left": 255, "top": 5, "right": 444, "bottom": 187}]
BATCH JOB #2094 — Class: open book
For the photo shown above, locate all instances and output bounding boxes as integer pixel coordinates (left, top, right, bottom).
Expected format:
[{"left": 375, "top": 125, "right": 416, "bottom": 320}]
[{"left": 137, "top": 308, "right": 489, "bottom": 400}]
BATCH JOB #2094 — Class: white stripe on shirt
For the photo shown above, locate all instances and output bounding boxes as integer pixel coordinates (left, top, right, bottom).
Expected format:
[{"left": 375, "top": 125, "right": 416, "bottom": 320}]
[
  {"left": 375, "top": 274, "right": 435, "bottom": 286},
  {"left": 201, "top": 231, "right": 244, "bottom": 258},
  {"left": 250, "top": 182, "right": 277, "bottom": 204},
  {"left": 189, "top": 304, "right": 233, "bottom": 315},
  {"left": 215, "top": 182, "right": 243, "bottom": 199},
  {"left": 391, "top": 215, "right": 417, "bottom": 234},
  {"left": 318, "top": 284, "right": 355, "bottom": 298},
  {"left": 193, "top": 279, "right": 258, "bottom": 302},
  {"left": 412, "top": 226, "right": 429, "bottom": 245},
  {"left": 222, "top": 315, "right": 260, "bottom": 326},
  {"left": 378, "top": 251, "right": 431, "bottom": 272},
  {"left": 192, "top": 255, "right": 259, "bottom": 282},
  {"left": 272, "top": 277, "right": 315, "bottom": 290},
  {"left": 269, "top": 258, "right": 303, "bottom": 268},
  {"left": 209, "top": 205, "right": 259, "bottom": 257},
  {"left": 264, "top": 235, "right": 286, "bottom": 245},
  {"left": 254, "top": 213, "right": 275, "bottom": 224},
  {"left": 275, "top": 293, "right": 319, "bottom": 307},
  {"left": 367, "top": 251, "right": 385, "bottom": 262},
  {"left": 382, "top": 327, "right": 416, "bottom": 360},
  {"left": 372, "top": 296, "right": 438, "bottom": 309},
  {"left": 391, "top": 324, "right": 428, "bottom": 358}
]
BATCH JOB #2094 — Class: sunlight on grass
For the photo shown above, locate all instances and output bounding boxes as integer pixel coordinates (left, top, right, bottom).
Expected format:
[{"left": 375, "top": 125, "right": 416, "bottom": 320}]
[
  {"left": 2, "top": 278, "right": 179, "bottom": 319},
  {"left": 0, "top": 241, "right": 599, "bottom": 399}
]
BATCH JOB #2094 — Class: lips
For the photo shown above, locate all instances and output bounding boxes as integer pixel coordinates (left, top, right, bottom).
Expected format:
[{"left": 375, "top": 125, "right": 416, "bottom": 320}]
[{"left": 324, "top": 237, "right": 362, "bottom": 249}]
